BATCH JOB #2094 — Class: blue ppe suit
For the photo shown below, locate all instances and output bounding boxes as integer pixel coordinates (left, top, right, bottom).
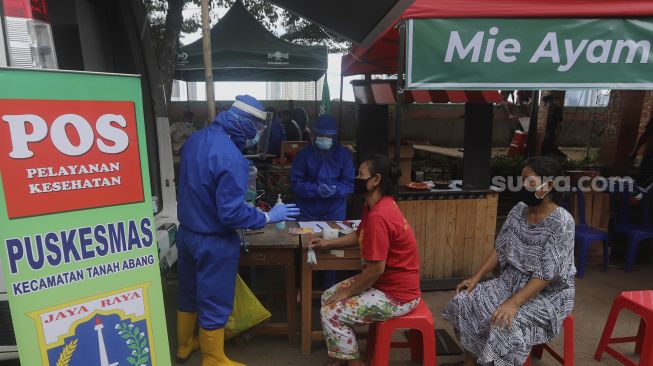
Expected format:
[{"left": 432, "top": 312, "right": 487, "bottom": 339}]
[
  {"left": 290, "top": 144, "right": 355, "bottom": 221},
  {"left": 177, "top": 110, "right": 266, "bottom": 330}
]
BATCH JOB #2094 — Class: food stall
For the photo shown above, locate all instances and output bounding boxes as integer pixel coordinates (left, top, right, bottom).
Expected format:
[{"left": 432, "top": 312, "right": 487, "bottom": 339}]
[
  {"left": 338, "top": 0, "right": 653, "bottom": 288},
  {"left": 346, "top": 70, "right": 501, "bottom": 289}
]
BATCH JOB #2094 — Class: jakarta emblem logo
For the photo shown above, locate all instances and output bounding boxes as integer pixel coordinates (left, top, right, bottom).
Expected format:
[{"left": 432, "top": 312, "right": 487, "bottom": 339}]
[{"left": 29, "top": 284, "right": 156, "bottom": 366}]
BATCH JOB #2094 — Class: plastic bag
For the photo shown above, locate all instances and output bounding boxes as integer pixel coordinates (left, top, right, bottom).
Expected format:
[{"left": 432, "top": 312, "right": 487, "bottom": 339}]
[
  {"left": 306, "top": 247, "right": 317, "bottom": 265},
  {"left": 224, "top": 274, "right": 271, "bottom": 340}
]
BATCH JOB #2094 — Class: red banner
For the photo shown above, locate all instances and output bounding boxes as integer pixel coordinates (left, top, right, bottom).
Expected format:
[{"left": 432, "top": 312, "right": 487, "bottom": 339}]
[{"left": 0, "top": 99, "right": 144, "bottom": 218}]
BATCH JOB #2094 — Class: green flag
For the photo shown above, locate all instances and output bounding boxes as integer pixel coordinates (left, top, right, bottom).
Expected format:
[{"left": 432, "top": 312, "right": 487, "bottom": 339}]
[{"left": 319, "top": 75, "right": 330, "bottom": 116}]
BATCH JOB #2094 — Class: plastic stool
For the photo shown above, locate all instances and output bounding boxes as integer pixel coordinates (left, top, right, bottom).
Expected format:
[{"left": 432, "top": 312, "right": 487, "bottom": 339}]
[
  {"left": 367, "top": 299, "right": 436, "bottom": 366},
  {"left": 595, "top": 290, "right": 653, "bottom": 366},
  {"left": 523, "top": 315, "right": 574, "bottom": 366}
]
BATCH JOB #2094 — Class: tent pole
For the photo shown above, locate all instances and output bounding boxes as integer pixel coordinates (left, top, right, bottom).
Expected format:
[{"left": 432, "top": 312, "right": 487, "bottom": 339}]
[
  {"left": 314, "top": 81, "right": 318, "bottom": 118},
  {"left": 201, "top": 0, "right": 216, "bottom": 120},
  {"left": 394, "top": 20, "right": 406, "bottom": 162},
  {"left": 338, "top": 72, "right": 344, "bottom": 143},
  {"left": 185, "top": 79, "right": 190, "bottom": 109}
]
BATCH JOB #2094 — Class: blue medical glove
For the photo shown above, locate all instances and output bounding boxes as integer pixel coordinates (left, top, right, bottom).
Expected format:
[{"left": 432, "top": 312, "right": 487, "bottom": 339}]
[
  {"left": 318, "top": 183, "right": 334, "bottom": 198},
  {"left": 328, "top": 185, "right": 337, "bottom": 196},
  {"left": 268, "top": 203, "right": 301, "bottom": 223}
]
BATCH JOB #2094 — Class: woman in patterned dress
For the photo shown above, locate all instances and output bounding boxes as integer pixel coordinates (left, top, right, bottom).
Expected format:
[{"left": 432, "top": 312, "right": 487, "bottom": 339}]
[
  {"left": 442, "top": 156, "right": 575, "bottom": 366},
  {"left": 310, "top": 155, "right": 421, "bottom": 366}
]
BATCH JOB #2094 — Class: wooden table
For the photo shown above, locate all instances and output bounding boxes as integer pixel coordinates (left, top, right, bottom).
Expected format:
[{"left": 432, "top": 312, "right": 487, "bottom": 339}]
[
  {"left": 299, "top": 226, "right": 363, "bottom": 355},
  {"left": 238, "top": 222, "right": 300, "bottom": 347}
]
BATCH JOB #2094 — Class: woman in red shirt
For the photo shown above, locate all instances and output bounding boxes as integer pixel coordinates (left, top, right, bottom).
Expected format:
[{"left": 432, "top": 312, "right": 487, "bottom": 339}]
[{"left": 310, "top": 154, "right": 421, "bottom": 366}]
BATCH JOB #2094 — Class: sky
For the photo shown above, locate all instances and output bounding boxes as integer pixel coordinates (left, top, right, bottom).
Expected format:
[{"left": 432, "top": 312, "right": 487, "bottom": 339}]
[{"left": 179, "top": 6, "right": 360, "bottom": 101}]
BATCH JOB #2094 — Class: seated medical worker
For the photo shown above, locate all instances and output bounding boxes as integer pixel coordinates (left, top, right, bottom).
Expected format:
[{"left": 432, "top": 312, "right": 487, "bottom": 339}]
[
  {"left": 290, "top": 114, "right": 354, "bottom": 287},
  {"left": 290, "top": 114, "right": 354, "bottom": 221},
  {"left": 176, "top": 95, "right": 300, "bottom": 366},
  {"left": 310, "top": 154, "right": 421, "bottom": 366}
]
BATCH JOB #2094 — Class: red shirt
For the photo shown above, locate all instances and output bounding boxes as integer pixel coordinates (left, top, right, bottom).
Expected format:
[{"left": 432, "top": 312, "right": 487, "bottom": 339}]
[{"left": 358, "top": 196, "right": 421, "bottom": 303}]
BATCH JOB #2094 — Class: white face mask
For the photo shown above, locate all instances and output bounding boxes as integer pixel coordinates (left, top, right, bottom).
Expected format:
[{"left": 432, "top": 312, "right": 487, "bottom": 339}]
[{"left": 315, "top": 136, "right": 333, "bottom": 150}]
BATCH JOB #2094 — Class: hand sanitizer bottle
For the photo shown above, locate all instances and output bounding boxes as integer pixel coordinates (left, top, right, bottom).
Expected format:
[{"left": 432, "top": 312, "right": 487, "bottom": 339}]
[{"left": 275, "top": 194, "right": 286, "bottom": 230}]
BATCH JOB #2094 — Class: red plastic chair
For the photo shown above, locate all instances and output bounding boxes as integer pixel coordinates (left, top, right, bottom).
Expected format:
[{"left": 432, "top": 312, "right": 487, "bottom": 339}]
[
  {"left": 523, "top": 315, "right": 574, "bottom": 366},
  {"left": 594, "top": 290, "right": 653, "bottom": 366},
  {"left": 366, "top": 299, "right": 436, "bottom": 365}
]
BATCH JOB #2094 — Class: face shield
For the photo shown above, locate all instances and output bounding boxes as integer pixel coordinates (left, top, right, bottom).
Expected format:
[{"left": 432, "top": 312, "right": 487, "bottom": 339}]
[{"left": 243, "top": 111, "right": 275, "bottom": 158}]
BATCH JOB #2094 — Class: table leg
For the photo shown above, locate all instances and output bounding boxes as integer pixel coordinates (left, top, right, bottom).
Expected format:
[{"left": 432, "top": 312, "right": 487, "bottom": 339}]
[
  {"left": 301, "top": 250, "right": 313, "bottom": 355},
  {"left": 286, "top": 254, "right": 297, "bottom": 347}
]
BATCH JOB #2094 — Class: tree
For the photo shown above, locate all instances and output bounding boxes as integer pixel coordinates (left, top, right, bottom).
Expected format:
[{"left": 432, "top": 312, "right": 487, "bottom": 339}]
[{"left": 147, "top": 0, "right": 347, "bottom": 103}]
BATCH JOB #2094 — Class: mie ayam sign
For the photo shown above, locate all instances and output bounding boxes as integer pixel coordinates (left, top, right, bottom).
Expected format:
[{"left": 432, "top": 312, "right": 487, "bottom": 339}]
[{"left": 406, "top": 18, "right": 653, "bottom": 89}]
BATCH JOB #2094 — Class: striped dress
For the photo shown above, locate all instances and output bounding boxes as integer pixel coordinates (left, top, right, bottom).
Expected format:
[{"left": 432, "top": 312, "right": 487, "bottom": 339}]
[{"left": 442, "top": 203, "right": 576, "bottom": 365}]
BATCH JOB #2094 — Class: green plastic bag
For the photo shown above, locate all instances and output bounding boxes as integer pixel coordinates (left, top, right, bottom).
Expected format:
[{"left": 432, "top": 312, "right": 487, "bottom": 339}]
[{"left": 225, "top": 274, "right": 271, "bottom": 340}]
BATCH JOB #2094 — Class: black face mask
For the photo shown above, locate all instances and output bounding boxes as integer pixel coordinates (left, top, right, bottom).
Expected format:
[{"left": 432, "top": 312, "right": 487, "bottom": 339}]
[
  {"left": 519, "top": 183, "right": 549, "bottom": 206},
  {"left": 354, "top": 177, "right": 371, "bottom": 195}
]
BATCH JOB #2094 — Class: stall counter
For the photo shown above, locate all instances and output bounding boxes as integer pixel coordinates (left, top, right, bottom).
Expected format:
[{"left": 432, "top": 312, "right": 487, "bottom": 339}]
[{"left": 396, "top": 186, "right": 498, "bottom": 289}]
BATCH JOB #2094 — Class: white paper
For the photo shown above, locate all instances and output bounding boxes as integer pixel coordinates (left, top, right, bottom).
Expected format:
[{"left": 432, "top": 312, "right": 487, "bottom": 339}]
[
  {"left": 335, "top": 222, "right": 349, "bottom": 230},
  {"left": 299, "top": 221, "right": 331, "bottom": 233}
]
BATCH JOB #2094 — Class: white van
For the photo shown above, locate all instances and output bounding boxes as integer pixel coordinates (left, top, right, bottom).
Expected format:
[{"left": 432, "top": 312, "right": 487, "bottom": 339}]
[{"left": 0, "top": 0, "right": 178, "bottom": 360}]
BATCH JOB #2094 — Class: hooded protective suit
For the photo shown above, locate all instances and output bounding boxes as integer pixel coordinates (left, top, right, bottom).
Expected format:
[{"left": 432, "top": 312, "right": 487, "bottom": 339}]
[
  {"left": 177, "top": 95, "right": 267, "bottom": 329},
  {"left": 290, "top": 114, "right": 354, "bottom": 221}
]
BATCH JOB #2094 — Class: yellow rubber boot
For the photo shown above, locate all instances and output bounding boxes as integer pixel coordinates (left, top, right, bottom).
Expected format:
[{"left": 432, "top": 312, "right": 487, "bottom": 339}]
[
  {"left": 199, "top": 328, "right": 246, "bottom": 366},
  {"left": 176, "top": 311, "right": 200, "bottom": 362}
]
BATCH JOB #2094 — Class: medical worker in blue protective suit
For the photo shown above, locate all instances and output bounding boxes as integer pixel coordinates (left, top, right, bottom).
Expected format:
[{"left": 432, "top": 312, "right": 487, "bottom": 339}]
[
  {"left": 290, "top": 114, "right": 355, "bottom": 287},
  {"left": 176, "top": 95, "right": 300, "bottom": 366},
  {"left": 291, "top": 114, "right": 354, "bottom": 220}
]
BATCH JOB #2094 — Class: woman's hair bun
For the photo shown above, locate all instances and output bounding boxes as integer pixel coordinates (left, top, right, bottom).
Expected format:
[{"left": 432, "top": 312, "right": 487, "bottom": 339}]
[
  {"left": 365, "top": 154, "right": 401, "bottom": 196},
  {"left": 389, "top": 162, "right": 402, "bottom": 182}
]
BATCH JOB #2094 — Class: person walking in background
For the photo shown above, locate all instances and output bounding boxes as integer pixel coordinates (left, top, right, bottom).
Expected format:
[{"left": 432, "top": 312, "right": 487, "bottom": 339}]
[
  {"left": 292, "top": 106, "right": 311, "bottom": 141},
  {"left": 263, "top": 107, "right": 286, "bottom": 157},
  {"left": 281, "top": 109, "right": 302, "bottom": 141},
  {"left": 540, "top": 95, "right": 566, "bottom": 159},
  {"left": 629, "top": 116, "right": 653, "bottom": 188}
]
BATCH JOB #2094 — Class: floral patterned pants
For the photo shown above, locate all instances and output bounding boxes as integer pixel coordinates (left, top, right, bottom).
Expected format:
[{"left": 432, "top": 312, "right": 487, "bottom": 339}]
[{"left": 320, "top": 277, "right": 420, "bottom": 360}]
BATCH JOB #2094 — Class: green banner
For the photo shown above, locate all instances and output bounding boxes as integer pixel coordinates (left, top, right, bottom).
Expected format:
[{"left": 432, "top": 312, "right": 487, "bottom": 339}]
[
  {"left": 0, "top": 68, "right": 170, "bottom": 366},
  {"left": 406, "top": 18, "right": 653, "bottom": 89},
  {"left": 320, "top": 75, "right": 331, "bottom": 116}
]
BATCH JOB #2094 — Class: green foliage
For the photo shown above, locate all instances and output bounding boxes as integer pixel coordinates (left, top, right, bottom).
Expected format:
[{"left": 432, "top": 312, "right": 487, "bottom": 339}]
[
  {"left": 117, "top": 322, "right": 150, "bottom": 366},
  {"left": 563, "top": 151, "right": 601, "bottom": 169},
  {"left": 491, "top": 154, "right": 524, "bottom": 172},
  {"left": 147, "top": 0, "right": 348, "bottom": 53}
]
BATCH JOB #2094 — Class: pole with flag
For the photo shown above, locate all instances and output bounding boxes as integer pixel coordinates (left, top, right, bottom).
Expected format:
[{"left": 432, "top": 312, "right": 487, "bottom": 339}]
[{"left": 319, "top": 75, "right": 330, "bottom": 116}]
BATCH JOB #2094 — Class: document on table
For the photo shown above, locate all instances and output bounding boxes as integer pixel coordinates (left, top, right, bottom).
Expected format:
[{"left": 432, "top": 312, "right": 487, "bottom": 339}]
[
  {"left": 336, "top": 220, "right": 361, "bottom": 229},
  {"left": 299, "top": 221, "right": 331, "bottom": 233}
]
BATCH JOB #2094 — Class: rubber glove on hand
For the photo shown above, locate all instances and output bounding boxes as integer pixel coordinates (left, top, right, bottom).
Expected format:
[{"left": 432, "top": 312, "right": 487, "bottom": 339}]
[
  {"left": 318, "top": 183, "right": 335, "bottom": 198},
  {"left": 268, "top": 203, "right": 301, "bottom": 223},
  {"left": 328, "top": 185, "right": 337, "bottom": 196}
]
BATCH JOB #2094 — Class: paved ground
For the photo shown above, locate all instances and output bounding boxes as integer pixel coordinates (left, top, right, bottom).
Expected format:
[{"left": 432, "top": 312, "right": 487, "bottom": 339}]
[
  {"left": 161, "top": 259, "right": 650, "bottom": 366},
  {"left": 1, "top": 258, "right": 649, "bottom": 366}
]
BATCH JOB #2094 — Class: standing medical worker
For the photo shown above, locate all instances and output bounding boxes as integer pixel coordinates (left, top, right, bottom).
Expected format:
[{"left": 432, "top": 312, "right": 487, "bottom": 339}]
[{"left": 176, "top": 95, "right": 300, "bottom": 366}]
